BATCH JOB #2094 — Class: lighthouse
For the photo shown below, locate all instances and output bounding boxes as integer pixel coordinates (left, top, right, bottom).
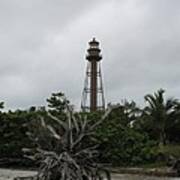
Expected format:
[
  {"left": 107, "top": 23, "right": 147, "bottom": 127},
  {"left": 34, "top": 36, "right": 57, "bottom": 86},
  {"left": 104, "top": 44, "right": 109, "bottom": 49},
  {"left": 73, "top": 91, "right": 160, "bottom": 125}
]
[{"left": 81, "top": 38, "right": 105, "bottom": 112}]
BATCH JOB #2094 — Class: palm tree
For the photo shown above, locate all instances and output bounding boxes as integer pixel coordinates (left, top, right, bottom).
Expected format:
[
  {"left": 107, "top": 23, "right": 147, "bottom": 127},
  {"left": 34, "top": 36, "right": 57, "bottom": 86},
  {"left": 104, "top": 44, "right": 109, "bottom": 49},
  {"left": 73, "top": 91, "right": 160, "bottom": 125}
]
[{"left": 144, "top": 89, "right": 179, "bottom": 146}]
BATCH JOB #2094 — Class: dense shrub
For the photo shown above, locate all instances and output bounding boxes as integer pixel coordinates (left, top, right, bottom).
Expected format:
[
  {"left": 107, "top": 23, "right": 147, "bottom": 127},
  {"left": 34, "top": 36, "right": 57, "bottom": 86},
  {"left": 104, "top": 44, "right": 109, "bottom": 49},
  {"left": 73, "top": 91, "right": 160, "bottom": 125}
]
[
  {"left": 97, "top": 122, "right": 157, "bottom": 166},
  {"left": 1, "top": 90, "right": 180, "bottom": 168}
]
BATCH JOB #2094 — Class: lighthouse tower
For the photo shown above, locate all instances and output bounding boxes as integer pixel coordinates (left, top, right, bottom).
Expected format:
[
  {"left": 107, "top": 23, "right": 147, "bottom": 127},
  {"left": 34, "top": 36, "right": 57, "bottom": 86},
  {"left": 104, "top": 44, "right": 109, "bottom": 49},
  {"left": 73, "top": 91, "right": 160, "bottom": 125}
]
[{"left": 81, "top": 38, "right": 105, "bottom": 112}]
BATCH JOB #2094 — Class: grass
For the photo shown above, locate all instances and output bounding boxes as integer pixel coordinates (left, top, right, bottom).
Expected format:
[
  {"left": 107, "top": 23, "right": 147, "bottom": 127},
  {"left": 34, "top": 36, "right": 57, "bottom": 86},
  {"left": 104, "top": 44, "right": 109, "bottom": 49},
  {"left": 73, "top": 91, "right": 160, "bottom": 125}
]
[
  {"left": 140, "top": 162, "right": 166, "bottom": 169},
  {"left": 158, "top": 144, "right": 180, "bottom": 158},
  {"left": 136, "top": 144, "right": 180, "bottom": 169}
]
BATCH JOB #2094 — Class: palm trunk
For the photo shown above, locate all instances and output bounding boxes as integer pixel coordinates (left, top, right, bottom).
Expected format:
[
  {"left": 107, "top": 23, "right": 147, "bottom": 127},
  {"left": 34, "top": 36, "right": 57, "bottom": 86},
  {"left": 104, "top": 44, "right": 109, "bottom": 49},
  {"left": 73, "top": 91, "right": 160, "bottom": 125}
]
[{"left": 159, "top": 129, "right": 166, "bottom": 146}]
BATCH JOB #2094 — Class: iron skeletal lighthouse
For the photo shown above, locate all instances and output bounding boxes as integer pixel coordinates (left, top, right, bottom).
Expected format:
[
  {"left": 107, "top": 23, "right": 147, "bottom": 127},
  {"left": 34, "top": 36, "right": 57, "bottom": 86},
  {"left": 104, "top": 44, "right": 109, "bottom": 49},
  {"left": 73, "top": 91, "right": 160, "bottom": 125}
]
[{"left": 81, "top": 38, "right": 105, "bottom": 112}]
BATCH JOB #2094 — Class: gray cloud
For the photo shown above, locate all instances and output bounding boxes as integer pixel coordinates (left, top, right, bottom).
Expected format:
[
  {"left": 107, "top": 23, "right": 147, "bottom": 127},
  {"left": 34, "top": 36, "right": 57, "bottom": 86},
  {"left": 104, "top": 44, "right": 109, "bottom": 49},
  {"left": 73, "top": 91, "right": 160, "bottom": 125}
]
[{"left": 0, "top": 0, "right": 180, "bottom": 110}]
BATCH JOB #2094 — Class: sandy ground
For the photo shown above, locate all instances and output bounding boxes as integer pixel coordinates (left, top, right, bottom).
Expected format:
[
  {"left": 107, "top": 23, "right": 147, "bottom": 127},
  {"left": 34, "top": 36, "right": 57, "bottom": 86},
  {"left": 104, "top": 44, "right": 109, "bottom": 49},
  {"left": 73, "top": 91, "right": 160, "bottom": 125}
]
[
  {"left": 112, "top": 174, "right": 179, "bottom": 180},
  {"left": 0, "top": 168, "right": 36, "bottom": 180},
  {"left": 0, "top": 168, "right": 179, "bottom": 180}
]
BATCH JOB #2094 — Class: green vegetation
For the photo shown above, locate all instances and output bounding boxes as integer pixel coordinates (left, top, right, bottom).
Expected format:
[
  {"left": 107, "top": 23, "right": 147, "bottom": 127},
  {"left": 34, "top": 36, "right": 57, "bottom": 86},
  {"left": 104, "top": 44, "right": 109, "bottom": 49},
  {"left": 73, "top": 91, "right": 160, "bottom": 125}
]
[
  {"left": 0, "top": 89, "right": 180, "bottom": 168},
  {"left": 157, "top": 145, "right": 180, "bottom": 158}
]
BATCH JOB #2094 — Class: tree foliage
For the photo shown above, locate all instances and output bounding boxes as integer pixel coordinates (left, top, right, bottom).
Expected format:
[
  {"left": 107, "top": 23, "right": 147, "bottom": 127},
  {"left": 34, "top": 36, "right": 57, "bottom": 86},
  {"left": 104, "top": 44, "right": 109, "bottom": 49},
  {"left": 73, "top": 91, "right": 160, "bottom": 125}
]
[
  {"left": 47, "top": 92, "right": 69, "bottom": 116},
  {"left": 96, "top": 102, "right": 156, "bottom": 166},
  {"left": 1, "top": 89, "right": 180, "bottom": 169}
]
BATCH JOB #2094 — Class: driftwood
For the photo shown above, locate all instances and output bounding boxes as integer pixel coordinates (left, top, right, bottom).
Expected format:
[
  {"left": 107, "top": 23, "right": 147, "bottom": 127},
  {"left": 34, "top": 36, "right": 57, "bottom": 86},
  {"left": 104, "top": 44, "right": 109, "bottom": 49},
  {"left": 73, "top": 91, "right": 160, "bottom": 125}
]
[
  {"left": 167, "top": 156, "right": 180, "bottom": 176},
  {"left": 14, "top": 98, "right": 116, "bottom": 180},
  {"left": 173, "top": 159, "right": 180, "bottom": 176}
]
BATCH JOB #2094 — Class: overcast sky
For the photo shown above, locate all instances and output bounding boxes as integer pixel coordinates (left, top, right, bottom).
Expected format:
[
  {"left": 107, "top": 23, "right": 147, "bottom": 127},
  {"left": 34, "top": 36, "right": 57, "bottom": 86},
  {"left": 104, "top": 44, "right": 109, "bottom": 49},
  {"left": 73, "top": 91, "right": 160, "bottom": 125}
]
[{"left": 0, "top": 0, "right": 180, "bottom": 110}]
